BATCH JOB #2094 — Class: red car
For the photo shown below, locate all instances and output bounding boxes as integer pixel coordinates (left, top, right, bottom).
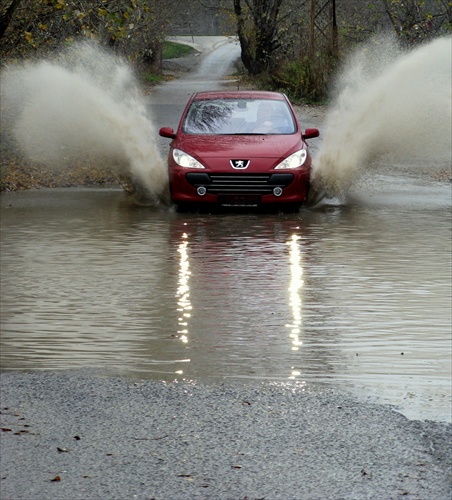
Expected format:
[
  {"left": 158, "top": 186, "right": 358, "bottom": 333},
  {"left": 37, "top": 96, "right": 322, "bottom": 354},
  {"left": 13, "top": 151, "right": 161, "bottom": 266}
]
[{"left": 159, "top": 90, "right": 319, "bottom": 210}]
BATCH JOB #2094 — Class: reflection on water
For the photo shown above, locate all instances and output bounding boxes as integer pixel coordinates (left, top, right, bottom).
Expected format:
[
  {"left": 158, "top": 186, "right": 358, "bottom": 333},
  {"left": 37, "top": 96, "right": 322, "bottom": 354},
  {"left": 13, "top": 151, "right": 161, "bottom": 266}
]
[
  {"left": 287, "top": 234, "right": 304, "bottom": 378},
  {"left": 287, "top": 234, "right": 304, "bottom": 352},
  {"left": 175, "top": 229, "right": 191, "bottom": 370},
  {"left": 0, "top": 186, "right": 451, "bottom": 422}
]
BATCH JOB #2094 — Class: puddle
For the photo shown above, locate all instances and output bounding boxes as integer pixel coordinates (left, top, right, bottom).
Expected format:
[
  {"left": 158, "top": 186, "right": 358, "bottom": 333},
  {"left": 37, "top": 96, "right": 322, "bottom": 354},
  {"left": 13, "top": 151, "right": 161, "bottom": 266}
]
[{"left": 1, "top": 185, "right": 450, "bottom": 422}]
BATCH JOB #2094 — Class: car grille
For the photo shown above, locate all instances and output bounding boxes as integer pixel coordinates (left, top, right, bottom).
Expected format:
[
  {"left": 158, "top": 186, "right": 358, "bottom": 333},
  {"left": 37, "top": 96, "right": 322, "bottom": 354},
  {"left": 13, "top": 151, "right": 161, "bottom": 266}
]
[{"left": 185, "top": 173, "right": 294, "bottom": 195}]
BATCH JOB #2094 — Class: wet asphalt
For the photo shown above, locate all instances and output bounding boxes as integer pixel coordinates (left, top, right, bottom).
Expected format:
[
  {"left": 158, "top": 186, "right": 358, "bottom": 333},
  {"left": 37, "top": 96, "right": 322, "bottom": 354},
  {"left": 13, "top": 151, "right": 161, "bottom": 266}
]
[{"left": 1, "top": 372, "right": 450, "bottom": 499}]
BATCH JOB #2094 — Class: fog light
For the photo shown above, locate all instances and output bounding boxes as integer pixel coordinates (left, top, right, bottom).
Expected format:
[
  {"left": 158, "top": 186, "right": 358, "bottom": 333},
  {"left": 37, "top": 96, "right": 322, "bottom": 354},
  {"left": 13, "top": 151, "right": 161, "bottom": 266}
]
[
  {"left": 273, "top": 186, "right": 283, "bottom": 197},
  {"left": 197, "top": 186, "right": 207, "bottom": 196}
]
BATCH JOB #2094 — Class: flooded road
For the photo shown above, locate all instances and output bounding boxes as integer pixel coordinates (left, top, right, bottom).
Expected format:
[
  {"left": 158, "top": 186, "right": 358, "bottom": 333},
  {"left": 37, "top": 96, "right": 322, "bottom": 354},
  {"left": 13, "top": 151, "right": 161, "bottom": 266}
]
[
  {"left": 1, "top": 175, "right": 450, "bottom": 422},
  {"left": 1, "top": 36, "right": 451, "bottom": 424}
]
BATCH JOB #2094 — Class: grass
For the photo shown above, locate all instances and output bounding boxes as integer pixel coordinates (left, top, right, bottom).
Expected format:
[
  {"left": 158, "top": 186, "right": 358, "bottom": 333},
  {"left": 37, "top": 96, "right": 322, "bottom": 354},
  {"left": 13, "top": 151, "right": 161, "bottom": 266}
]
[
  {"left": 140, "top": 41, "right": 197, "bottom": 88},
  {"left": 162, "top": 41, "right": 196, "bottom": 59},
  {"left": 143, "top": 73, "right": 164, "bottom": 84}
]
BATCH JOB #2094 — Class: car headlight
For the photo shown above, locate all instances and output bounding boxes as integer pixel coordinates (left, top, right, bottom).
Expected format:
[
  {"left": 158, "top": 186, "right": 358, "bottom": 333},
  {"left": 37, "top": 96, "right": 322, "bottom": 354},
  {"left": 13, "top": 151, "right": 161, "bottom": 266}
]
[
  {"left": 274, "top": 149, "right": 307, "bottom": 169},
  {"left": 173, "top": 148, "right": 205, "bottom": 169}
]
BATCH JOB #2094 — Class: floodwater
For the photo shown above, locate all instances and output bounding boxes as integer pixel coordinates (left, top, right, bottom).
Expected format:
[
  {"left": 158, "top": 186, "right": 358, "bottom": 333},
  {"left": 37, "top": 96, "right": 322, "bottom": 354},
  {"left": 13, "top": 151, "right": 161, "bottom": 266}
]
[
  {"left": 1, "top": 173, "right": 451, "bottom": 423},
  {"left": 1, "top": 36, "right": 451, "bottom": 423}
]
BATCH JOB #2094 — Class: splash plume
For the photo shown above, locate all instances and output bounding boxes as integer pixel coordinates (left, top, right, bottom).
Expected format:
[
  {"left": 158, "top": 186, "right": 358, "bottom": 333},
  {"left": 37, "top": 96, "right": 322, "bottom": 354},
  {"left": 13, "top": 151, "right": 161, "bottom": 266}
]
[
  {"left": 311, "top": 35, "right": 452, "bottom": 197},
  {"left": 1, "top": 42, "right": 169, "bottom": 205}
]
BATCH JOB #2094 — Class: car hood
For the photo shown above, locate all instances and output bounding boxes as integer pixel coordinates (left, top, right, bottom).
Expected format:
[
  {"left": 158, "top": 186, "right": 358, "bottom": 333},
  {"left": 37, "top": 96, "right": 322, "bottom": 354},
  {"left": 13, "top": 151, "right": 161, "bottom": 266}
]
[{"left": 175, "top": 134, "right": 303, "bottom": 158}]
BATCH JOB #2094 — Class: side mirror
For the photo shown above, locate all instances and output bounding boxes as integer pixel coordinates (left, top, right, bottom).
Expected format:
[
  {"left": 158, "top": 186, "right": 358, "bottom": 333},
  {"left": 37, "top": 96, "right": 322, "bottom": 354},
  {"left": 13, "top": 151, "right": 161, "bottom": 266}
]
[
  {"left": 159, "top": 127, "right": 176, "bottom": 139},
  {"left": 302, "top": 128, "right": 319, "bottom": 140}
]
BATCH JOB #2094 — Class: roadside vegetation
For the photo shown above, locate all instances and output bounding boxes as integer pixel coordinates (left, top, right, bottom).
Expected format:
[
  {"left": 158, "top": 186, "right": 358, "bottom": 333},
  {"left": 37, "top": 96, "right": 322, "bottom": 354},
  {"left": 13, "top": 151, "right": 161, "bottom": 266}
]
[
  {"left": 1, "top": 1, "right": 451, "bottom": 102},
  {"left": 162, "top": 41, "right": 196, "bottom": 59},
  {"left": 142, "top": 41, "right": 197, "bottom": 86}
]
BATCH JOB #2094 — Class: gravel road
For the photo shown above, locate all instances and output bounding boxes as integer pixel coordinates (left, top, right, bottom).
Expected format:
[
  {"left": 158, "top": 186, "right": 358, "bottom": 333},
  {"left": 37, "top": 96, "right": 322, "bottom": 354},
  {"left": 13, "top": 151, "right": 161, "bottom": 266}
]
[{"left": 1, "top": 372, "right": 450, "bottom": 499}]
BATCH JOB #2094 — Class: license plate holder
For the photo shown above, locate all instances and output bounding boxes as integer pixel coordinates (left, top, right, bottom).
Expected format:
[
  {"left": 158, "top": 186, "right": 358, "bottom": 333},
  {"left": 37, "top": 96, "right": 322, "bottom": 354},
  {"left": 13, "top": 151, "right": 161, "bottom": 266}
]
[{"left": 219, "top": 195, "right": 260, "bottom": 207}]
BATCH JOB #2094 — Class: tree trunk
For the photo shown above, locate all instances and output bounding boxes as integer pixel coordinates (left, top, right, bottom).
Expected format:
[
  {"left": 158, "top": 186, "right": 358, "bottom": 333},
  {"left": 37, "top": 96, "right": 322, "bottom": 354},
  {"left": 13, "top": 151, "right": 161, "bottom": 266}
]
[
  {"left": 234, "top": 0, "right": 256, "bottom": 74},
  {"left": 0, "top": 0, "right": 22, "bottom": 39},
  {"left": 233, "top": 0, "right": 283, "bottom": 76}
]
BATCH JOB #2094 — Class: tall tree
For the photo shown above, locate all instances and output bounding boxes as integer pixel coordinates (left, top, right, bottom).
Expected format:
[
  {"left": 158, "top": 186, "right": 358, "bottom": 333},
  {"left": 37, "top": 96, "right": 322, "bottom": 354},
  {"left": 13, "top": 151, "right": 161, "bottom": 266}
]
[
  {"left": 0, "top": 0, "right": 180, "bottom": 65},
  {"left": 382, "top": 0, "right": 451, "bottom": 44},
  {"left": 233, "top": 0, "right": 284, "bottom": 75}
]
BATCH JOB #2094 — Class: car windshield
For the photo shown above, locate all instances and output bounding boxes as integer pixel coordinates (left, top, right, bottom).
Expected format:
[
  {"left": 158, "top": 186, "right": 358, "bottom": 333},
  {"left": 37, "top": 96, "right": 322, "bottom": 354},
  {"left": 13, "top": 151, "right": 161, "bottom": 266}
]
[{"left": 182, "top": 98, "right": 297, "bottom": 135}]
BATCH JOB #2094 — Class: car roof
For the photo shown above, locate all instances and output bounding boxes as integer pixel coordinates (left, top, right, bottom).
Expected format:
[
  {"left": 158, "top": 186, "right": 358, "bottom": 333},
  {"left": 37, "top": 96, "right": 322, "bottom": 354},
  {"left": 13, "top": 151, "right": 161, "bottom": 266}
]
[{"left": 191, "top": 90, "right": 287, "bottom": 101}]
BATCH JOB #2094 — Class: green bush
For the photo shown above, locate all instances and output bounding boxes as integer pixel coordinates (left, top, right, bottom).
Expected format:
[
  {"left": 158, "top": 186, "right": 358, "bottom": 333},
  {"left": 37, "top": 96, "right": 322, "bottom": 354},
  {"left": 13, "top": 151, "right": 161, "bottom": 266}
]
[
  {"left": 269, "top": 54, "right": 336, "bottom": 103},
  {"left": 162, "top": 41, "right": 196, "bottom": 59},
  {"left": 143, "top": 73, "right": 164, "bottom": 83}
]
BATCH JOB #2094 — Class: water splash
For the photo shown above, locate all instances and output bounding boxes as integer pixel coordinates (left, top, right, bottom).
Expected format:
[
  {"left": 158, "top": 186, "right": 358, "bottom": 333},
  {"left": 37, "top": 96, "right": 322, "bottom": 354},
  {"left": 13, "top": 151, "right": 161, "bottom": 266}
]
[
  {"left": 0, "top": 42, "right": 169, "bottom": 205},
  {"left": 311, "top": 35, "right": 452, "bottom": 198}
]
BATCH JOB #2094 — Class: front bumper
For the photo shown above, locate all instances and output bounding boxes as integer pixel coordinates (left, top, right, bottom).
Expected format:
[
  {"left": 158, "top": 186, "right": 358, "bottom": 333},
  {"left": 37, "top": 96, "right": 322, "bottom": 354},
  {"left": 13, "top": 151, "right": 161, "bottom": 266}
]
[{"left": 169, "top": 169, "right": 311, "bottom": 206}]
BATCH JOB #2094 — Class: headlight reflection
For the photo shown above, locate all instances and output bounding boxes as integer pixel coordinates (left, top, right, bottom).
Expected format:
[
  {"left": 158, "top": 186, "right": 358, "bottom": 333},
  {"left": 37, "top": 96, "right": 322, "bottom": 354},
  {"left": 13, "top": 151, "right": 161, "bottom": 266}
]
[
  {"left": 286, "top": 234, "right": 304, "bottom": 379},
  {"left": 176, "top": 232, "right": 192, "bottom": 351}
]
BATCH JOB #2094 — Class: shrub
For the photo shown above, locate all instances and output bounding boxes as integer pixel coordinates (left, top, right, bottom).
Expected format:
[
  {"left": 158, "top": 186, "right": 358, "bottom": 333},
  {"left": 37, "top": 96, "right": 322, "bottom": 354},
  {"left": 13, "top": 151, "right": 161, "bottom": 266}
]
[{"left": 269, "top": 54, "right": 337, "bottom": 103}]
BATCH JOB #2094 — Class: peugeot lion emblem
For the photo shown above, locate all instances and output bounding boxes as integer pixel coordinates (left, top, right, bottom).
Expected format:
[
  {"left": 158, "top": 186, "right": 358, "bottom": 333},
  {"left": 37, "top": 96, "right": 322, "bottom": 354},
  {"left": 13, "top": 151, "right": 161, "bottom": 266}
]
[{"left": 230, "top": 159, "right": 250, "bottom": 169}]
